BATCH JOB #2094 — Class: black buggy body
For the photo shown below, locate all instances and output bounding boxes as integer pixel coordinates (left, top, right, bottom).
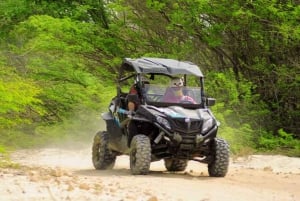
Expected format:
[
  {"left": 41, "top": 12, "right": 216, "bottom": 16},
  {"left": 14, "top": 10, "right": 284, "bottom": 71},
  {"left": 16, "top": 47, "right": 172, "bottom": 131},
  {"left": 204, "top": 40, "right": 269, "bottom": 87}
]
[{"left": 92, "top": 57, "right": 230, "bottom": 177}]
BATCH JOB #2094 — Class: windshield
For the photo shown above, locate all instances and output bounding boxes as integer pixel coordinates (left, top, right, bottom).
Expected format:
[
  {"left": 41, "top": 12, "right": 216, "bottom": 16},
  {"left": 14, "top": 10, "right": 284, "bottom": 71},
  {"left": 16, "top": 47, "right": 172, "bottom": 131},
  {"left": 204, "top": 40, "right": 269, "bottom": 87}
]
[{"left": 144, "top": 84, "right": 202, "bottom": 105}]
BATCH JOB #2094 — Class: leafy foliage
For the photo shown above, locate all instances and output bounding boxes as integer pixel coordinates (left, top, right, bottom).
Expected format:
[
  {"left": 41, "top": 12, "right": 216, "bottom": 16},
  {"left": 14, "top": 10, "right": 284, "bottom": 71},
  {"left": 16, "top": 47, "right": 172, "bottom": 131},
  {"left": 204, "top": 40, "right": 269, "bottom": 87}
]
[
  {"left": 8, "top": 15, "right": 116, "bottom": 123},
  {"left": 0, "top": 65, "right": 43, "bottom": 128},
  {"left": 205, "top": 70, "right": 267, "bottom": 153},
  {"left": 141, "top": 0, "right": 300, "bottom": 136},
  {"left": 258, "top": 129, "right": 300, "bottom": 156}
]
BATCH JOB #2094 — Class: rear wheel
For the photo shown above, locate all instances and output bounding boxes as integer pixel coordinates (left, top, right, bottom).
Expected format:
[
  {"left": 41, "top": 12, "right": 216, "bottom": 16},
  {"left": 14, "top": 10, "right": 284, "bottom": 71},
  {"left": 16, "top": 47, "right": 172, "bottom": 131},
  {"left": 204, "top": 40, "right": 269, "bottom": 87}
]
[
  {"left": 208, "top": 138, "right": 230, "bottom": 177},
  {"left": 92, "top": 131, "right": 116, "bottom": 170},
  {"left": 164, "top": 159, "right": 188, "bottom": 171},
  {"left": 130, "top": 135, "right": 151, "bottom": 175}
]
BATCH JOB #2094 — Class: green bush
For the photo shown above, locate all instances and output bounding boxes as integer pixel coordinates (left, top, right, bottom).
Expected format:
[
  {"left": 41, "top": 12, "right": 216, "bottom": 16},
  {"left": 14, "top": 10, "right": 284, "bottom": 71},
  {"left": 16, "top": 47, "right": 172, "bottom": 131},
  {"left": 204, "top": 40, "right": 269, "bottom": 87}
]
[
  {"left": 258, "top": 129, "right": 300, "bottom": 156},
  {"left": 205, "top": 70, "right": 266, "bottom": 155}
]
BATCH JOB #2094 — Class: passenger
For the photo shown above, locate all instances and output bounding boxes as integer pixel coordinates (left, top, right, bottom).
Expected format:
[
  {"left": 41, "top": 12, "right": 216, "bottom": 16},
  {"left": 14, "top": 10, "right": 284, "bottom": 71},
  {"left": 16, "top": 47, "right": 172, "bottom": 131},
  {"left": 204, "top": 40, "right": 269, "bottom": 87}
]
[
  {"left": 126, "top": 76, "right": 149, "bottom": 147},
  {"left": 127, "top": 75, "right": 149, "bottom": 111}
]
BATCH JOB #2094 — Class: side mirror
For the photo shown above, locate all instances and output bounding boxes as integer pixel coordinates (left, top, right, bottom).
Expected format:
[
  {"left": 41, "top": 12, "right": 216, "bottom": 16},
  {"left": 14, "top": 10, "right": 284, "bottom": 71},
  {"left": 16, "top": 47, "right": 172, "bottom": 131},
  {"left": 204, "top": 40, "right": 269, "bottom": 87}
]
[{"left": 206, "top": 98, "right": 216, "bottom": 106}]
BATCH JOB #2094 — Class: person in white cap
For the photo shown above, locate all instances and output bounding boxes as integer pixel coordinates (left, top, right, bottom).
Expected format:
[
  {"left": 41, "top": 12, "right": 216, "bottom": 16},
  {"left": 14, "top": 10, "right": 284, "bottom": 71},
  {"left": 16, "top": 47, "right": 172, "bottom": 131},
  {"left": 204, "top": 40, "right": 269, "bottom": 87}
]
[{"left": 162, "top": 77, "right": 196, "bottom": 104}]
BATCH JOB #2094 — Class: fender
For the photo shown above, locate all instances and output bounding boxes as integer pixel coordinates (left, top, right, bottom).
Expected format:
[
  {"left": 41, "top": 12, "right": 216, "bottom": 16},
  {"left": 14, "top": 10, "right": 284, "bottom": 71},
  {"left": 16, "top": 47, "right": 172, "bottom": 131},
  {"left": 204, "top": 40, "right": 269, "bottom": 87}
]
[{"left": 101, "top": 112, "right": 113, "bottom": 120}]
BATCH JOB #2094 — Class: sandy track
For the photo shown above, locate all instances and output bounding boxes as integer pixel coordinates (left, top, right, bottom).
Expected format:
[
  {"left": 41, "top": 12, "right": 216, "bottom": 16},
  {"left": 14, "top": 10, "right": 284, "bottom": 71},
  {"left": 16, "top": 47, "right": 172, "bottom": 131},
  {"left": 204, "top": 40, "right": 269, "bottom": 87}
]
[{"left": 1, "top": 147, "right": 300, "bottom": 201}]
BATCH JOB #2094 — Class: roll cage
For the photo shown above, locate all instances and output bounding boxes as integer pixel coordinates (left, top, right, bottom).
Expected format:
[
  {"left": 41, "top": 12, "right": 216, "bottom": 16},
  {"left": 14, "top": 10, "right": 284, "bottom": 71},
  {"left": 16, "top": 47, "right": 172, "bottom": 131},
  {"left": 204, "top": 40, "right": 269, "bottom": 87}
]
[{"left": 117, "top": 57, "right": 209, "bottom": 109}]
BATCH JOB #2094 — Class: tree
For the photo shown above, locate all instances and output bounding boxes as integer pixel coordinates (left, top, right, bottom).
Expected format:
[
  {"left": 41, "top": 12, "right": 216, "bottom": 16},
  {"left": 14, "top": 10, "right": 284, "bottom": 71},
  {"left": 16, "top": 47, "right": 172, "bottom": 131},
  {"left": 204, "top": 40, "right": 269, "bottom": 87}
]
[
  {"left": 7, "top": 15, "right": 117, "bottom": 123},
  {"left": 122, "top": 0, "right": 300, "bottom": 136},
  {"left": 0, "top": 64, "right": 42, "bottom": 128}
]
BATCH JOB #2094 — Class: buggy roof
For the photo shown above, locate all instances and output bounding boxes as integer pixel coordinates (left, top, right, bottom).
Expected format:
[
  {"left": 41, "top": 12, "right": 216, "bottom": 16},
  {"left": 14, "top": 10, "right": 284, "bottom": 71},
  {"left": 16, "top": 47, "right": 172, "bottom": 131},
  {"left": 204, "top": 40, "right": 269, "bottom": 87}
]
[{"left": 121, "top": 57, "right": 204, "bottom": 77}]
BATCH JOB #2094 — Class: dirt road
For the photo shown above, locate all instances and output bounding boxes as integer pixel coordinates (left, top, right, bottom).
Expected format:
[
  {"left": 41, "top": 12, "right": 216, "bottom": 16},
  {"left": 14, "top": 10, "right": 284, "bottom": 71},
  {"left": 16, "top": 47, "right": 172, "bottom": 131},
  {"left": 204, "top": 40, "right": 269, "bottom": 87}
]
[{"left": 1, "top": 147, "right": 300, "bottom": 201}]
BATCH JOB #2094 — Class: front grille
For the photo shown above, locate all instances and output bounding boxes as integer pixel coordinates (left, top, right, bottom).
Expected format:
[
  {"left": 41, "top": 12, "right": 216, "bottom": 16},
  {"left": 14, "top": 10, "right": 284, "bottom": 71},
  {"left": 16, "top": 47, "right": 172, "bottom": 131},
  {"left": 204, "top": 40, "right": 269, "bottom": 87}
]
[{"left": 171, "top": 119, "right": 202, "bottom": 133}]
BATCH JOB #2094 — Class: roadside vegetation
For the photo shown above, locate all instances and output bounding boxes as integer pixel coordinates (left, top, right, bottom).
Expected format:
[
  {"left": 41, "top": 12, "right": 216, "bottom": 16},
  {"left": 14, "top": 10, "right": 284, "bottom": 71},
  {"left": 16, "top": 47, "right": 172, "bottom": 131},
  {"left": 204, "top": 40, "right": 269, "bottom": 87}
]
[{"left": 0, "top": 0, "right": 299, "bottom": 157}]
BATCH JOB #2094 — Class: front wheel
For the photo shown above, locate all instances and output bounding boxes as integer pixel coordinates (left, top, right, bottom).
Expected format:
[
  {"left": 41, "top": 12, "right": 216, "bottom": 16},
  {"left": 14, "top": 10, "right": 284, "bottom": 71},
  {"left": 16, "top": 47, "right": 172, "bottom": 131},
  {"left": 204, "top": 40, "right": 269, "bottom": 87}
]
[
  {"left": 208, "top": 138, "right": 230, "bottom": 177},
  {"left": 92, "top": 131, "right": 116, "bottom": 170},
  {"left": 130, "top": 135, "right": 151, "bottom": 175}
]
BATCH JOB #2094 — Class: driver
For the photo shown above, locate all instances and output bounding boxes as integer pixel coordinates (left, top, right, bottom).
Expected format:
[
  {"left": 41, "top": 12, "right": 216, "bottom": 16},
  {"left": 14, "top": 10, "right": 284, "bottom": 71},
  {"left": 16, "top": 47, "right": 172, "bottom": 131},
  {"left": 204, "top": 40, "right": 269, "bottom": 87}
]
[{"left": 162, "top": 77, "right": 196, "bottom": 104}]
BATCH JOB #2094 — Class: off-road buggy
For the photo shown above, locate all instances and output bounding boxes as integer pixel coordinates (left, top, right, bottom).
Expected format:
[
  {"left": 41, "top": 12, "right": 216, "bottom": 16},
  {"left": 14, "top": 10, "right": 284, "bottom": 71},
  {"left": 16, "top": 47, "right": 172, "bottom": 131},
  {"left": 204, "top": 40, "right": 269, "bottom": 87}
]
[{"left": 92, "top": 57, "right": 230, "bottom": 177}]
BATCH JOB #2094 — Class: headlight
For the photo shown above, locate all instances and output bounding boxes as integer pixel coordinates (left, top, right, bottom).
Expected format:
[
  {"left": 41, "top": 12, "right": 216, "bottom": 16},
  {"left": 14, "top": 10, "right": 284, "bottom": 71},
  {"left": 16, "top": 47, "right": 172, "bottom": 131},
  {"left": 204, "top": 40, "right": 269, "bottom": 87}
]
[
  {"left": 200, "top": 110, "right": 216, "bottom": 134},
  {"left": 156, "top": 116, "right": 171, "bottom": 130},
  {"left": 202, "top": 118, "right": 214, "bottom": 133}
]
